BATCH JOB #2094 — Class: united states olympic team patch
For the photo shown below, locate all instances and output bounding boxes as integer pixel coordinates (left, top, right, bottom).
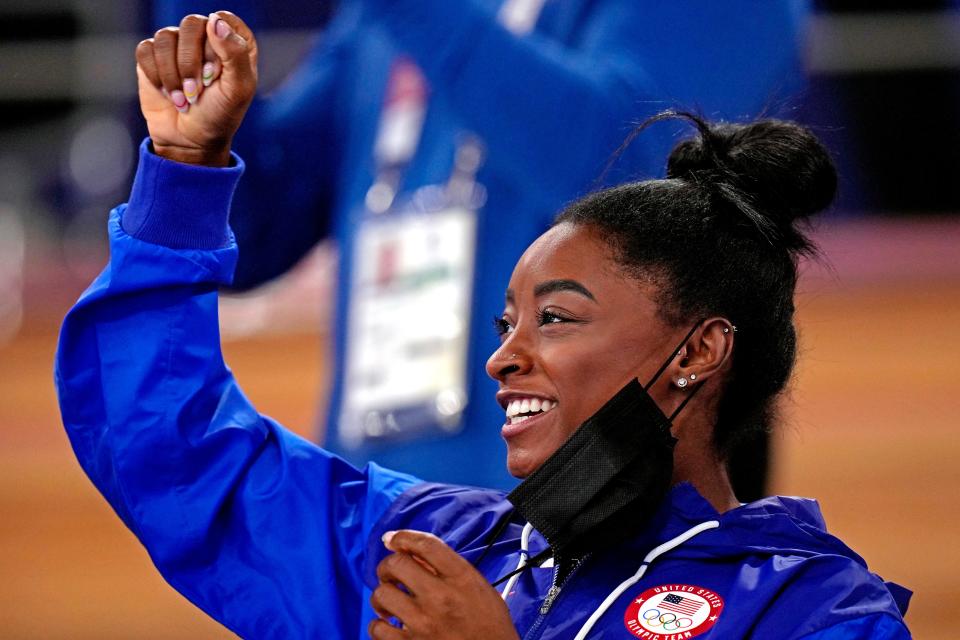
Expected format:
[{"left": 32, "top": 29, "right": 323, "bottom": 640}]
[{"left": 623, "top": 584, "right": 724, "bottom": 638}]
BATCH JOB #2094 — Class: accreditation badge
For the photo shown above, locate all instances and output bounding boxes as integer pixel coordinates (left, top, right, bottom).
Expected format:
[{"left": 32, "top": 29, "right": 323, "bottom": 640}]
[{"left": 339, "top": 197, "right": 478, "bottom": 448}]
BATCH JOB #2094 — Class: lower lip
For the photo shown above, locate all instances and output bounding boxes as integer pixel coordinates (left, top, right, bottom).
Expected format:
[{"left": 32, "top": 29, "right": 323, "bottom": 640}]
[{"left": 500, "top": 408, "right": 555, "bottom": 439}]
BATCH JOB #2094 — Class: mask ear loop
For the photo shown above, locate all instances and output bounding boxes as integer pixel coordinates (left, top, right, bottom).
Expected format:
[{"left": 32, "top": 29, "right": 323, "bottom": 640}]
[
  {"left": 641, "top": 320, "right": 707, "bottom": 423},
  {"left": 669, "top": 380, "right": 705, "bottom": 421},
  {"left": 472, "top": 508, "right": 515, "bottom": 570},
  {"left": 642, "top": 320, "right": 704, "bottom": 393}
]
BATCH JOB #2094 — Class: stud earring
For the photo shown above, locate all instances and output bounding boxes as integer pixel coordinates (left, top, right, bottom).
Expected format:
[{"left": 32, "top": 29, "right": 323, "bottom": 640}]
[
  {"left": 689, "top": 373, "right": 697, "bottom": 381},
  {"left": 676, "top": 377, "right": 688, "bottom": 388}
]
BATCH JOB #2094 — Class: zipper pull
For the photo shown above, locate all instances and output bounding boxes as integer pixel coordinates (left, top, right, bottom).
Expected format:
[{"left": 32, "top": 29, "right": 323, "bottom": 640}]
[{"left": 539, "top": 585, "right": 561, "bottom": 615}]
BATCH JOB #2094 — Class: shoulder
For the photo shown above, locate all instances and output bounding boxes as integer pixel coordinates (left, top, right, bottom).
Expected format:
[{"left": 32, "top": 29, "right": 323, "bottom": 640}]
[
  {"left": 372, "top": 481, "right": 510, "bottom": 542},
  {"left": 749, "top": 536, "right": 910, "bottom": 637},
  {"left": 361, "top": 482, "right": 512, "bottom": 587},
  {"left": 716, "top": 494, "right": 911, "bottom": 637},
  {"left": 795, "top": 612, "right": 912, "bottom": 640}
]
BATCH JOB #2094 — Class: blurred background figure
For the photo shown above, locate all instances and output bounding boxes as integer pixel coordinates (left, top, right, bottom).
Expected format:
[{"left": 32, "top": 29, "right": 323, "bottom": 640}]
[
  {"left": 1, "top": 1, "right": 959, "bottom": 637},
  {"left": 150, "top": 0, "right": 810, "bottom": 494}
]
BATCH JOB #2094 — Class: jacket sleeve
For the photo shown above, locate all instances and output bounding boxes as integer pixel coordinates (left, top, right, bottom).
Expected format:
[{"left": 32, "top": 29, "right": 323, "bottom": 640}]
[
  {"left": 149, "top": 0, "right": 346, "bottom": 292},
  {"left": 54, "top": 141, "right": 419, "bottom": 639},
  {"left": 797, "top": 614, "right": 912, "bottom": 639},
  {"left": 371, "top": 0, "right": 810, "bottom": 190}
]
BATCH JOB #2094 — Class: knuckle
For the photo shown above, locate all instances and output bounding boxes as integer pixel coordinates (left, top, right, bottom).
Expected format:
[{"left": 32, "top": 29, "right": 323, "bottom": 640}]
[
  {"left": 376, "top": 554, "right": 396, "bottom": 579},
  {"left": 154, "top": 26, "right": 178, "bottom": 39},
  {"left": 152, "top": 28, "right": 178, "bottom": 50},
  {"left": 436, "top": 591, "right": 456, "bottom": 612},
  {"left": 179, "top": 13, "right": 205, "bottom": 30},
  {"left": 135, "top": 40, "right": 154, "bottom": 59},
  {"left": 421, "top": 617, "right": 440, "bottom": 636}
]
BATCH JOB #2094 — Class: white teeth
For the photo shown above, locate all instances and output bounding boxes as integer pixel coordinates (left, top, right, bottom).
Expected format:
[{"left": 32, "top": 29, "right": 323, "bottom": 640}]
[{"left": 503, "top": 397, "right": 557, "bottom": 421}]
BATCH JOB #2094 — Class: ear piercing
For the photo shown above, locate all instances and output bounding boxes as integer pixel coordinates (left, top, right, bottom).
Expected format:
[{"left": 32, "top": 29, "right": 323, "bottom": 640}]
[
  {"left": 676, "top": 373, "right": 699, "bottom": 388},
  {"left": 723, "top": 325, "right": 738, "bottom": 334}
]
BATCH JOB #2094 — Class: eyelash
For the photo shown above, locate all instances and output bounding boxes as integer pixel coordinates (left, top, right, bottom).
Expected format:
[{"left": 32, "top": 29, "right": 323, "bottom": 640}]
[
  {"left": 492, "top": 309, "right": 572, "bottom": 338},
  {"left": 492, "top": 315, "right": 512, "bottom": 337}
]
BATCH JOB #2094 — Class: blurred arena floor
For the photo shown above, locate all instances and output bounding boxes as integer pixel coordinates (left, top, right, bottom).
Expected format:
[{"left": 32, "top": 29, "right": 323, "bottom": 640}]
[{"left": 0, "top": 219, "right": 957, "bottom": 639}]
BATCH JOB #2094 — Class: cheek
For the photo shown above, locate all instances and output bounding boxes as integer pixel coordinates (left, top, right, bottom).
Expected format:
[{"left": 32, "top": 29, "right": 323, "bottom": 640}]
[{"left": 549, "top": 338, "right": 645, "bottom": 428}]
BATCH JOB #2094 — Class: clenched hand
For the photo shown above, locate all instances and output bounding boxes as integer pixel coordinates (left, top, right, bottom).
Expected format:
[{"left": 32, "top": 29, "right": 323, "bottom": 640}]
[{"left": 135, "top": 11, "right": 257, "bottom": 167}]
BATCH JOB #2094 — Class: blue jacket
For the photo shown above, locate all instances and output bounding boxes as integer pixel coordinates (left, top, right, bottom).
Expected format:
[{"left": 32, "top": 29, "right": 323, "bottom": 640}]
[
  {"left": 153, "top": 0, "right": 812, "bottom": 489},
  {"left": 55, "top": 145, "right": 911, "bottom": 639}
]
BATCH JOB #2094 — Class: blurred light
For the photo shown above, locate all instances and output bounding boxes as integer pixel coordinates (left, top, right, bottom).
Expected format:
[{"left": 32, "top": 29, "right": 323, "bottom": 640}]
[
  {"left": 0, "top": 205, "right": 25, "bottom": 346},
  {"left": 67, "top": 115, "right": 133, "bottom": 197},
  {"left": 435, "top": 310, "right": 463, "bottom": 341},
  {"left": 435, "top": 388, "right": 466, "bottom": 425},
  {"left": 60, "top": 204, "right": 109, "bottom": 281}
]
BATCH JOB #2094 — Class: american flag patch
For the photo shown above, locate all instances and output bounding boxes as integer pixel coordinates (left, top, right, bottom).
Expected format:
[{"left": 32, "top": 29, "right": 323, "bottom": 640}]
[{"left": 659, "top": 593, "right": 703, "bottom": 616}]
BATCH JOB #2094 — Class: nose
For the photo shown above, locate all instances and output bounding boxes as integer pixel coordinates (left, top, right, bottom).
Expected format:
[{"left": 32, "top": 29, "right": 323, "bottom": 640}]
[{"left": 485, "top": 339, "right": 533, "bottom": 382}]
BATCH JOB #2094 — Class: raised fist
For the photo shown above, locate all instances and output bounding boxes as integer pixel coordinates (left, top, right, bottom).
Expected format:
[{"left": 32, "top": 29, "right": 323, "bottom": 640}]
[{"left": 136, "top": 12, "right": 258, "bottom": 167}]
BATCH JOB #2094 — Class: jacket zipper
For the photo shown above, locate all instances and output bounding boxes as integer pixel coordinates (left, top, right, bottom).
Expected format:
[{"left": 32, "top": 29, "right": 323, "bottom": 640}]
[{"left": 522, "top": 555, "right": 588, "bottom": 640}]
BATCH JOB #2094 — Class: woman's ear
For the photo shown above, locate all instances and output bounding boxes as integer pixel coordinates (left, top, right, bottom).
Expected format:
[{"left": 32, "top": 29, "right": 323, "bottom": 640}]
[{"left": 675, "top": 317, "right": 734, "bottom": 387}]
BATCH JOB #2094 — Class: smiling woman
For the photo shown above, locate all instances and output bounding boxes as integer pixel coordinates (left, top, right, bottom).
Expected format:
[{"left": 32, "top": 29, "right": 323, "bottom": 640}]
[
  {"left": 54, "top": 11, "right": 911, "bottom": 640},
  {"left": 489, "top": 226, "right": 676, "bottom": 479}
]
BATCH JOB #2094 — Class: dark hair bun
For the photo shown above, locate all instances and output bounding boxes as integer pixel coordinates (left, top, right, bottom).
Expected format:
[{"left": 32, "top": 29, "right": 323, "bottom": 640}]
[{"left": 666, "top": 115, "right": 837, "bottom": 251}]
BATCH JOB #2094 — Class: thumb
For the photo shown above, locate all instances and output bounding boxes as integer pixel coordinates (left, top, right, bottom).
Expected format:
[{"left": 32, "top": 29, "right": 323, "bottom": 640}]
[{"left": 206, "top": 11, "right": 257, "bottom": 80}]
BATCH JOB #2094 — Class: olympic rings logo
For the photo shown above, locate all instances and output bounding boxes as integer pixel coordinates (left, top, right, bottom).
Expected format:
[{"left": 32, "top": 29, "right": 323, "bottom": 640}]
[{"left": 640, "top": 609, "right": 693, "bottom": 631}]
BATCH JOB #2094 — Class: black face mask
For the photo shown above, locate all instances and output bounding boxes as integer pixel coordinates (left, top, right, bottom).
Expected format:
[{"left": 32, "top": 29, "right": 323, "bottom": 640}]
[{"left": 505, "top": 323, "right": 703, "bottom": 561}]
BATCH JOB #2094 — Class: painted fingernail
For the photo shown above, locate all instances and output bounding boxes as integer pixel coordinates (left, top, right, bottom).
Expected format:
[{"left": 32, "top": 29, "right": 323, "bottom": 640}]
[
  {"left": 170, "top": 89, "right": 188, "bottom": 113},
  {"left": 202, "top": 62, "right": 215, "bottom": 87},
  {"left": 214, "top": 17, "right": 231, "bottom": 39},
  {"left": 382, "top": 531, "right": 396, "bottom": 547},
  {"left": 183, "top": 79, "right": 199, "bottom": 104}
]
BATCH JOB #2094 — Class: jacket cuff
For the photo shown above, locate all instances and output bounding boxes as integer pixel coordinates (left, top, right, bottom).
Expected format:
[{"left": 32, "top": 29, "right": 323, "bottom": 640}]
[{"left": 121, "top": 138, "right": 245, "bottom": 250}]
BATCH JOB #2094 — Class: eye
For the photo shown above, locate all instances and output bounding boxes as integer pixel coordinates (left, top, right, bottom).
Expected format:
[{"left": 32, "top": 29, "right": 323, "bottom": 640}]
[
  {"left": 536, "top": 308, "right": 572, "bottom": 326},
  {"left": 492, "top": 315, "right": 514, "bottom": 338}
]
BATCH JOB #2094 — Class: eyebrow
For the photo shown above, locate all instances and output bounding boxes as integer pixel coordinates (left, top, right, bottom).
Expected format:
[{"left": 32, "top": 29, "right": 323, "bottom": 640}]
[{"left": 504, "top": 279, "right": 597, "bottom": 304}]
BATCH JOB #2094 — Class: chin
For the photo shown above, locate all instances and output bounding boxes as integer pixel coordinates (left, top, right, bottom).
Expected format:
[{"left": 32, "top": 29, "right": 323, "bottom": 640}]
[{"left": 506, "top": 451, "right": 543, "bottom": 480}]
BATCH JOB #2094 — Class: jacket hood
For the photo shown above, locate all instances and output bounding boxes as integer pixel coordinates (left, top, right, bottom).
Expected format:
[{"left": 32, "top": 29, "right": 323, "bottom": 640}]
[{"left": 637, "top": 482, "right": 912, "bottom": 615}]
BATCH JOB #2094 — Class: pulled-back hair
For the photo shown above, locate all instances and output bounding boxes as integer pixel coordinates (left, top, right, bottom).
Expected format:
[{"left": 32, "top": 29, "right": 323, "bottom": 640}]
[{"left": 554, "top": 112, "right": 837, "bottom": 461}]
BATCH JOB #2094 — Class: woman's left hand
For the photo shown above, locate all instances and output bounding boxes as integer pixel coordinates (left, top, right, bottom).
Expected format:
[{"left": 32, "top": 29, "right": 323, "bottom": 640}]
[{"left": 370, "top": 530, "right": 521, "bottom": 640}]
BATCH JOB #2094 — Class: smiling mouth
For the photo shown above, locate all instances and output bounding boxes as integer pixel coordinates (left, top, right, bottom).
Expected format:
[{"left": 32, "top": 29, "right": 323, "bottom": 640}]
[{"left": 505, "top": 397, "right": 557, "bottom": 425}]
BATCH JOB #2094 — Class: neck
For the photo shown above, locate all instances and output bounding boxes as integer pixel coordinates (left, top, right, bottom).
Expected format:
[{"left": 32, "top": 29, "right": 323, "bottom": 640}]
[{"left": 671, "top": 419, "right": 740, "bottom": 513}]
